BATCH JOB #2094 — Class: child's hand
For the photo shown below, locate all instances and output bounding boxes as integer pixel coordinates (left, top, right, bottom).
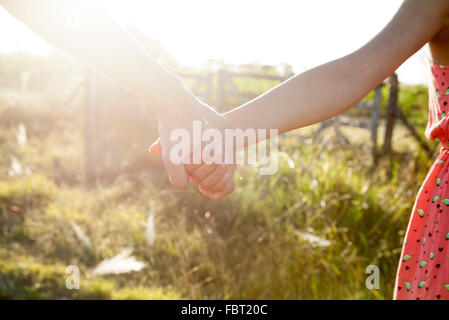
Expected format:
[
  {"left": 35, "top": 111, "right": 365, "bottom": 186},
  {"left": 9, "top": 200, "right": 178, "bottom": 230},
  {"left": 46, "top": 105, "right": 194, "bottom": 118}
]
[
  {"left": 149, "top": 140, "right": 236, "bottom": 199},
  {"left": 148, "top": 103, "right": 237, "bottom": 199},
  {"left": 186, "top": 162, "right": 236, "bottom": 200},
  {"left": 184, "top": 136, "right": 237, "bottom": 199}
]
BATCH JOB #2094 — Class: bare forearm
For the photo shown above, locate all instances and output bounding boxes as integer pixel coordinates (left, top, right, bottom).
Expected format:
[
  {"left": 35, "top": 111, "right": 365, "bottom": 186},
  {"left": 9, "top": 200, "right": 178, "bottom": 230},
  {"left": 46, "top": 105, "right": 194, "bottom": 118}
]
[
  {"left": 225, "top": 48, "right": 395, "bottom": 134},
  {"left": 225, "top": 0, "right": 448, "bottom": 137},
  {"left": 1, "top": 0, "right": 189, "bottom": 118},
  {"left": 225, "top": 54, "right": 368, "bottom": 134}
]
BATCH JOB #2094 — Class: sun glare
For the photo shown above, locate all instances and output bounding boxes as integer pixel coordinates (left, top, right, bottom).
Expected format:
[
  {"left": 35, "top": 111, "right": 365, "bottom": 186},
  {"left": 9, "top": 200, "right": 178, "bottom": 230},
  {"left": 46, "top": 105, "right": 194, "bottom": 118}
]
[{"left": 0, "top": 0, "right": 431, "bottom": 84}]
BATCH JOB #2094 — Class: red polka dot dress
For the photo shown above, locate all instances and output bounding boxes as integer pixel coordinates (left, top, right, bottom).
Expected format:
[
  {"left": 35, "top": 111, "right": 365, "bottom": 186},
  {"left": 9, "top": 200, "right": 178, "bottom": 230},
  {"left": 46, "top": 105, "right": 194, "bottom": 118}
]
[{"left": 394, "top": 62, "right": 449, "bottom": 300}]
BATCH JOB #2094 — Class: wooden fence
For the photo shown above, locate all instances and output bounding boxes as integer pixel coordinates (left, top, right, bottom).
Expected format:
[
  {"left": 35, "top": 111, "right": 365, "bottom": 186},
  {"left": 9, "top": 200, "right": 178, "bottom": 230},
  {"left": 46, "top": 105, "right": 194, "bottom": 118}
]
[{"left": 79, "top": 69, "right": 433, "bottom": 182}]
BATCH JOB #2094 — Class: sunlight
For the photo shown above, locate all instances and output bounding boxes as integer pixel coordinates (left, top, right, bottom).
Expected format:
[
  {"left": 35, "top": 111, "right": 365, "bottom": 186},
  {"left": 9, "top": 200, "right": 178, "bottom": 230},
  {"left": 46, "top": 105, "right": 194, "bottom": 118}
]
[
  {"left": 100, "top": 0, "right": 428, "bottom": 84},
  {"left": 1, "top": 0, "right": 448, "bottom": 302},
  {"left": 0, "top": 0, "right": 431, "bottom": 83}
]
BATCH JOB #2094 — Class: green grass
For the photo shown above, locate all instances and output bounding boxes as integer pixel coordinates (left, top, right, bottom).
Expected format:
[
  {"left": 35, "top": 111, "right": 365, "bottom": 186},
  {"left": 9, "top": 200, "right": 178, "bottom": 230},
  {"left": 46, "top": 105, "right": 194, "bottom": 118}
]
[{"left": 0, "top": 81, "right": 435, "bottom": 300}]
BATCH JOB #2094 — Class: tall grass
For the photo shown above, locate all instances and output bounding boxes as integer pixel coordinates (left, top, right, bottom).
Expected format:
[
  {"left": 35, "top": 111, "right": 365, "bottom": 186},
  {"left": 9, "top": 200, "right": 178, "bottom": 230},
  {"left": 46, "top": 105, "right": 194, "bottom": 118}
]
[{"left": 0, "top": 96, "right": 433, "bottom": 299}]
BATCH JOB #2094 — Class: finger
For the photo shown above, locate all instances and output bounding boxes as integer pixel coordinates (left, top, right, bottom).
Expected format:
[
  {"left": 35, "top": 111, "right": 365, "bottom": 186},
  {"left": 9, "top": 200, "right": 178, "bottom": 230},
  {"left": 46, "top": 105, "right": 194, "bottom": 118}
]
[
  {"left": 200, "top": 172, "right": 233, "bottom": 197},
  {"left": 210, "top": 163, "right": 236, "bottom": 191},
  {"left": 189, "top": 162, "right": 219, "bottom": 181},
  {"left": 200, "top": 178, "right": 235, "bottom": 200},
  {"left": 184, "top": 140, "right": 213, "bottom": 173},
  {"left": 185, "top": 162, "right": 201, "bottom": 174},
  {"left": 209, "top": 171, "right": 231, "bottom": 192},
  {"left": 215, "top": 179, "right": 236, "bottom": 199},
  {"left": 199, "top": 164, "right": 229, "bottom": 189},
  {"left": 199, "top": 184, "right": 216, "bottom": 199},
  {"left": 148, "top": 137, "right": 162, "bottom": 155},
  {"left": 190, "top": 175, "right": 200, "bottom": 185},
  {"left": 201, "top": 141, "right": 223, "bottom": 165},
  {"left": 162, "top": 151, "right": 189, "bottom": 188}
]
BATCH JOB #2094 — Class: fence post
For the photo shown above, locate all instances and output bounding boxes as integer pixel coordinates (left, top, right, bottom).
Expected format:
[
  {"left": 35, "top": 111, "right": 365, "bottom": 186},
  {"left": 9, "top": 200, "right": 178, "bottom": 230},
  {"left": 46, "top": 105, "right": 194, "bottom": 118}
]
[
  {"left": 83, "top": 68, "right": 97, "bottom": 184},
  {"left": 216, "top": 69, "right": 225, "bottom": 112},
  {"left": 205, "top": 73, "right": 213, "bottom": 105},
  {"left": 382, "top": 73, "right": 398, "bottom": 158},
  {"left": 371, "top": 83, "right": 383, "bottom": 163}
]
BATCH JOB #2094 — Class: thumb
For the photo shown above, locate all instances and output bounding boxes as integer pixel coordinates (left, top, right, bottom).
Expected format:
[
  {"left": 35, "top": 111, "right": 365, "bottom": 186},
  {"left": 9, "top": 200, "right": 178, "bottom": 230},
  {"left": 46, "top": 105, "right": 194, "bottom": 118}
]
[
  {"left": 148, "top": 137, "right": 162, "bottom": 155},
  {"left": 164, "top": 160, "right": 189, "bottom": 188},
  {"left": 162, "top": 149, "right": 189, "bottom": 188}
]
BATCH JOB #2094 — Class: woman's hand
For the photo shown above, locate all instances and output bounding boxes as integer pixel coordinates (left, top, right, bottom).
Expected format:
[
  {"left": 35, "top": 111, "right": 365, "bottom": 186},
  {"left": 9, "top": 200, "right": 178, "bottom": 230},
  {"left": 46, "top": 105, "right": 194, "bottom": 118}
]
[
  {"left": 150, "top": 135, "right": 237, "bottom": 199},
  {"left": 149, "top": 95, "right": 236, "bottom": 198}
]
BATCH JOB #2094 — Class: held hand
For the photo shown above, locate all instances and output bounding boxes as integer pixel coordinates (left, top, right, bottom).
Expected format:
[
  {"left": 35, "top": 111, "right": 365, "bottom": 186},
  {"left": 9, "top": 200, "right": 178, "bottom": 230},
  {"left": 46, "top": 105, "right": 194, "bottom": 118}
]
[
  {"left": 149, "top": 95, "right": 236, "bottom": 198},
  {"left": 150, "top": 140, "right": 237, "bottom": 199},
  {"left": 187, "top": 163, "right": 236, "bottom": 200}
]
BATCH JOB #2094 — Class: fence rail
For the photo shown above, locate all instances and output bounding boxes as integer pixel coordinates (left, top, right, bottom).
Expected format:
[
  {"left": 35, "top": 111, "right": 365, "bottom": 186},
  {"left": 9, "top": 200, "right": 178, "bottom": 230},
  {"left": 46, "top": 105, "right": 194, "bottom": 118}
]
[{"left": 79, "top": 69, "right": 432, "bottom": 182}]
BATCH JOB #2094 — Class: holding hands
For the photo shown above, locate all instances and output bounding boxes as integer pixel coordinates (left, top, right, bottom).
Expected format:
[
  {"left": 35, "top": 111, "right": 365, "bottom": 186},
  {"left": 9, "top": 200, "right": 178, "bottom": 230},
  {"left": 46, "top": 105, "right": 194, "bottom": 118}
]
[{"left": 148, "top": 93, "right": 236, "bottom": 200}]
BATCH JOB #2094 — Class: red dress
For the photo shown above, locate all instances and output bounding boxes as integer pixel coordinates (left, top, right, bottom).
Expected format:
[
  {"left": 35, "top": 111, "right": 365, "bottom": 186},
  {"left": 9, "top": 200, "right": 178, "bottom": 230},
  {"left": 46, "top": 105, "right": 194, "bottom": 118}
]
[{"left": 394, "top": 62, "right": 449, "bottom": 300}]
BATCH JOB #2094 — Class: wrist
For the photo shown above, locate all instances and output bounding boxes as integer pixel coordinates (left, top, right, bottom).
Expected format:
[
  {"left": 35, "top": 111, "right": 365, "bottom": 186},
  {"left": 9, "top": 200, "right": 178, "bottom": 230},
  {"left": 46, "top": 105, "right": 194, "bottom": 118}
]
[
  {"left": 223, "top": 110, "right": 244, "bottom": 131},
  {"left": 142, "top": 74, "right": 194, "bottom": 121}
]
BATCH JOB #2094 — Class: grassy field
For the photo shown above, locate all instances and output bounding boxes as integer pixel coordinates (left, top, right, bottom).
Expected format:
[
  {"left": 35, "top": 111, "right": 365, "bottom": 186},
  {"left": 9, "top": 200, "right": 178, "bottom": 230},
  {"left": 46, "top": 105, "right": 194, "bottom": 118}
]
[{"left": 0, "top": 80, "right": 436, "bottom": 300}]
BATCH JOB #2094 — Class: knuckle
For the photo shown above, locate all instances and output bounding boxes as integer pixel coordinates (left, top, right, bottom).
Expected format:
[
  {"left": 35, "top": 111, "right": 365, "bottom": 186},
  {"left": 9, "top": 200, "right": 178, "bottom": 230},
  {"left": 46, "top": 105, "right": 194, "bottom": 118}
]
[
  {"left": 196, "top": 171, "right": 208, "bottom": 180},
  {"left": 202, "top": 179, "right": 215, "bottom": 188},
  {"left": 185, "top": 163, "right": 198, "bottom": 173},
  {"left": 211, "top": 178, "right": 226, "bottom": 192}
]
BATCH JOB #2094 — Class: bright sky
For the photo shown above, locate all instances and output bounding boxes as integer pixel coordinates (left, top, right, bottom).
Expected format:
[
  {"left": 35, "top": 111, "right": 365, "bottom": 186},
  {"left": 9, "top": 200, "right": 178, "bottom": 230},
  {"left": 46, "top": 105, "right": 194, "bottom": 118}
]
[{"left": 0, "top": 0, "right": 431, "bottom": 84}]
